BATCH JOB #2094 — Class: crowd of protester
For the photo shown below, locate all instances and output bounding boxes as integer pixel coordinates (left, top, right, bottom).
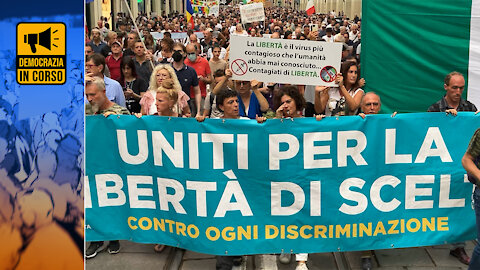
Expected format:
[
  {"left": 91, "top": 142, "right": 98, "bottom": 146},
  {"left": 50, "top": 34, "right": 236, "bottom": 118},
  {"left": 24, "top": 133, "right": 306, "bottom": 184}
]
[{"left": 85, "top": 5, "right": 480, "bottom": 270}]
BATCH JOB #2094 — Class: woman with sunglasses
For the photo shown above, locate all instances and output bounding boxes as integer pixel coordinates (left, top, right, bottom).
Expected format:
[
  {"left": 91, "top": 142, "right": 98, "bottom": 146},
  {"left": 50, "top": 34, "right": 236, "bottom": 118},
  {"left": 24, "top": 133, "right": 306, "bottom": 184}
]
[{"left": 234, "top": 80, "right": 269, "bottom": 119}]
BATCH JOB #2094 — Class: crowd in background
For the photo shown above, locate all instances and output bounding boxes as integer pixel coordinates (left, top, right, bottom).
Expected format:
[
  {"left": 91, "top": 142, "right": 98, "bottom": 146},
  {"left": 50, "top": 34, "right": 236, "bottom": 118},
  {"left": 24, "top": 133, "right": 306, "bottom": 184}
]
[{"left": 84, "top": 5, "right": 480, "bottom": 270}]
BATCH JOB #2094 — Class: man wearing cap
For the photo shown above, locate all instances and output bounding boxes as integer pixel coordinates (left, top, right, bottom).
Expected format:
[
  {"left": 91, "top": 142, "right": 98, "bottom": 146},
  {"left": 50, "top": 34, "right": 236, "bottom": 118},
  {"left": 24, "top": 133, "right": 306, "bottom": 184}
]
[
  {"left": 105, "top": 40, "right": 123, "bottom": 82},
  {"left": 318, "top": 23, "right": 327, "bottom": 39},
  {"left": 428, "top": 71, "right": 477, "bottom": 265},
  {"left": 322, "top": 26, "right": 335, "bottom": 42}
]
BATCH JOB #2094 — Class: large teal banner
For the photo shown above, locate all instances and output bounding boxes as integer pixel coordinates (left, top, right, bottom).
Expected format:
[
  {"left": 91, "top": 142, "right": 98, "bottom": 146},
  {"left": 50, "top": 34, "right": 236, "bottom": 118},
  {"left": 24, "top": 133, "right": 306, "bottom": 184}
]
[{"left": 86, "top": 113, "right": 479, "bottom": 255}]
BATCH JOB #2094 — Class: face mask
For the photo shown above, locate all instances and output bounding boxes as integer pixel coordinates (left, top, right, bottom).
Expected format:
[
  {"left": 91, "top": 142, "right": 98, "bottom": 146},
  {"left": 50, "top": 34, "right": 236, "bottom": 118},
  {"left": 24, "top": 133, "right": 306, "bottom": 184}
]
[
  {"left": 187, "top": 54, "right": 197, "bottom": 62},
  {"left": 172, "top": 51, "right": 183, "bottom": 62}
]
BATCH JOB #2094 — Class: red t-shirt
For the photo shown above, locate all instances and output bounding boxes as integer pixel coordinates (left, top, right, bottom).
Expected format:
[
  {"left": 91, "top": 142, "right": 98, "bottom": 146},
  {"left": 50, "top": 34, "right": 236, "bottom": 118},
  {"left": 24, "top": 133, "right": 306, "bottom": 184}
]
[
  {"left": 185, "top": 56, "right": 211, "bottom": 98},
  {"left": 105, "top": 54, "right": 123, "bottom": 82}
]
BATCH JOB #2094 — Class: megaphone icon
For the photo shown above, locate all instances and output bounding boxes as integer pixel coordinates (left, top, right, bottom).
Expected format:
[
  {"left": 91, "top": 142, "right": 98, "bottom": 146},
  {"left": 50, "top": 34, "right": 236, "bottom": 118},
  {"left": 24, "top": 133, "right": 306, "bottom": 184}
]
[{"left": 24, "top": 28, "right": 51, "bottom": 53}]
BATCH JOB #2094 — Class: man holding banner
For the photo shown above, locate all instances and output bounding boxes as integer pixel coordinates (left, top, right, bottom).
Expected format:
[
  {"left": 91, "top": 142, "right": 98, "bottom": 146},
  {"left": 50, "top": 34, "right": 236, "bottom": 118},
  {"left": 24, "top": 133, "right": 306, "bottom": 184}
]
[
  {"left": 462, "top": 129, "right": 480, "bottom": 270},
  {"left": 358, "top": 92, "right": 383, "bottom": 270},
  {"left": 203, "top": 87, "right": 265, "bottom": 269},
  {"left": 428, "top": 71, "right": 477, "bottom": 265},
  {"left": 85, "top": 76, "right": 130, "bottom": 258}
]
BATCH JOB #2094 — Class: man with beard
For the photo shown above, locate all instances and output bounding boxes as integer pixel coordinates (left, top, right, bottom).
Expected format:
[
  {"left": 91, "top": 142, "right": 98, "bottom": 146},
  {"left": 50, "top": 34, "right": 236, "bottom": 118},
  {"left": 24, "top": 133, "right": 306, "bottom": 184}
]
[
  {"left": 87, "top": 29, "right": 107, "bottom": 54},
  {"left": 84, "top": 76, "right": 128, "bottom": 258},
  {"left": 85, "top": 76, "right": 130, "bottom": 116}
]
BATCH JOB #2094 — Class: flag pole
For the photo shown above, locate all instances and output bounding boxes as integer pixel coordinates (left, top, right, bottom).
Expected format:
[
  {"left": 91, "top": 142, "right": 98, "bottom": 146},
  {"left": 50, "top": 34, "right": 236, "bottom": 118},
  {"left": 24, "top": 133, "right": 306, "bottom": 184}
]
[{"left": 122, "top": 0, "right": 155, "bottom": 70}]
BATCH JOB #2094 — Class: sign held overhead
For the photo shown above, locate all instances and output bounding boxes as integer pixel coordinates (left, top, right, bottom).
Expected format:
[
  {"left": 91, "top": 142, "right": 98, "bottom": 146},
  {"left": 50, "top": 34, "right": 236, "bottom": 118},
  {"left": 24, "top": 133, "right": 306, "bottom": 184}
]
[
  {"left": 240, "top": 3, "right": 265, "bottom": 23},
  {"left": 229, "top": 35, "right": 342, "bottom": 86}
]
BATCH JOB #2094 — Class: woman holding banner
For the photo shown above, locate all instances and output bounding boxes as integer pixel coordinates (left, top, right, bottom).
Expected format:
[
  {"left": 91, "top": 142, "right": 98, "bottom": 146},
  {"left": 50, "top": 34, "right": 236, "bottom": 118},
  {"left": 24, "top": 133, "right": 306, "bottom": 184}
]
[
  {"left": 135, "top": 78, "right": 183, "bottom": 253},
  {"left": 274, "top": 85, "right": 323, "bottom": 270}
]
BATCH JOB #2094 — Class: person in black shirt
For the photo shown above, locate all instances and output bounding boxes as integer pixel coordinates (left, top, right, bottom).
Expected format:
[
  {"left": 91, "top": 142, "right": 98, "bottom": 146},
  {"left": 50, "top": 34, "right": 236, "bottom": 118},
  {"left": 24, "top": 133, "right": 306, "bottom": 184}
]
[
  {"left": 428, "top": 71, "right": 476, "bottom": 266},
  {"left": 428, "top": 71, "right": 477, "bottom": 114},
  {"left": 119, "top": 57, "right": 148, "bottom": 113}
]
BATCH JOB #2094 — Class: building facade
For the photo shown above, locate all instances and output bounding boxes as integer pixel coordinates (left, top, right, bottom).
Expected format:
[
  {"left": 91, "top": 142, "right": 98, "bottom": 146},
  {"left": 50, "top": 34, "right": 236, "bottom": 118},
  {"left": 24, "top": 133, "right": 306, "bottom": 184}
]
[{"left": 86, "top": 0, "right": 361, "bottom": 31}]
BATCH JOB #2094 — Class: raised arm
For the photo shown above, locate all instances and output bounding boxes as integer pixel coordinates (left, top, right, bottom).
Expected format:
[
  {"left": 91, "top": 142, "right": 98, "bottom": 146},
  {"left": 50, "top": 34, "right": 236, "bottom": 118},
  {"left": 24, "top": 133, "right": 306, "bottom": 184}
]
[
  {"left": 314, "top": 86, "right": 329, "bottom": 114},
  {"left": 251, "top": 79, "right": 269, "bottom": 112}
]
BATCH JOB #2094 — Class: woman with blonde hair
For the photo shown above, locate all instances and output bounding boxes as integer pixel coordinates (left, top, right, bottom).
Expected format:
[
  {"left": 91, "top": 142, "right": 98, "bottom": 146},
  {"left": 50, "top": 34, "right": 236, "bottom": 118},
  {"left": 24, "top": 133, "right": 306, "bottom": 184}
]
[
  {"left": 135, "top": 79, "right": 180, "bottom": 252},
  {"left": 152, "top": 79, "right": 179, "bottom": 117},
  {"left": 139, "top": 64, "right": 191, "bottom": 116}
]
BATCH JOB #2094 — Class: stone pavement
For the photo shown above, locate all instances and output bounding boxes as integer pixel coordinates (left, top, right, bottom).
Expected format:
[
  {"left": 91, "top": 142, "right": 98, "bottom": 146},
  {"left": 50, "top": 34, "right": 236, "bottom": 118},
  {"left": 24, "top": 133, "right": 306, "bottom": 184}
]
[{"left": 86, "top": 240, "right": 475, "bottom": 270}]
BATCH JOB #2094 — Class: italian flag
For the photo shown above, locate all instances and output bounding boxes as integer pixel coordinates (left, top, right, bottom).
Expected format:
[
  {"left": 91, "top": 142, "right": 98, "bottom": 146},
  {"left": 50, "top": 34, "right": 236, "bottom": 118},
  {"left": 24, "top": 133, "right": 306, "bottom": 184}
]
[
  {"left": 362, "top": 0, "right": 480, "bottom": 113},
  {"left": 306, "top": 0, "right": 315, "bottom": 15}
]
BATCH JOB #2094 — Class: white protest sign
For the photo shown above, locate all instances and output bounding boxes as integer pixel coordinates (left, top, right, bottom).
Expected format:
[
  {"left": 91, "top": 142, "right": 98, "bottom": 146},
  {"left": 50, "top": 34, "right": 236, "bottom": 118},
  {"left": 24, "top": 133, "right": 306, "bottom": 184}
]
[
  {"left": 229, "top": 36, "right": 342, "bottom": 86},
  {"left": 209, "top": 5, "right": 220, "bottom": 17},
  {"left": 240, "top": 3, "right": 265, "bottom": 23}
]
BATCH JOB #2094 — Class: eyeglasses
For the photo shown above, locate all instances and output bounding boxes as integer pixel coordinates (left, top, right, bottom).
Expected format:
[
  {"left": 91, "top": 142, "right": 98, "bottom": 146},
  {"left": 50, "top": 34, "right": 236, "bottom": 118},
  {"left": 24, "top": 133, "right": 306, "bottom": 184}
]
[
  {"left": 235, "top": 81, "right": 250, "bottom": 86},
  {"left": 86, "top": 64, "right": 98, "bottom": 68}
]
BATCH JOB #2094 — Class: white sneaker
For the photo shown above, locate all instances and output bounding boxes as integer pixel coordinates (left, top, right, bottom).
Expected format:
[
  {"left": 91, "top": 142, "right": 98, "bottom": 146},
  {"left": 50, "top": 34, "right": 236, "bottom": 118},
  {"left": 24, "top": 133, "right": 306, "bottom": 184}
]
[
  {"left": 295, "top": 262, "right": 308, "bottom": 270},
  {"left": 279, "top": 253, "right": 292, "bottom": 264}
]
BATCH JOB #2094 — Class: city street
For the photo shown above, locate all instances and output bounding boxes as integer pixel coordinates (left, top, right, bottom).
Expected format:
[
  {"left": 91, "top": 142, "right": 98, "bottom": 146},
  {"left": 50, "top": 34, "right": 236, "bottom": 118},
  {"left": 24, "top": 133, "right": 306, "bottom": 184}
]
[{"left": 86, "top": 240, "right": 475, "bottom": 269}]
